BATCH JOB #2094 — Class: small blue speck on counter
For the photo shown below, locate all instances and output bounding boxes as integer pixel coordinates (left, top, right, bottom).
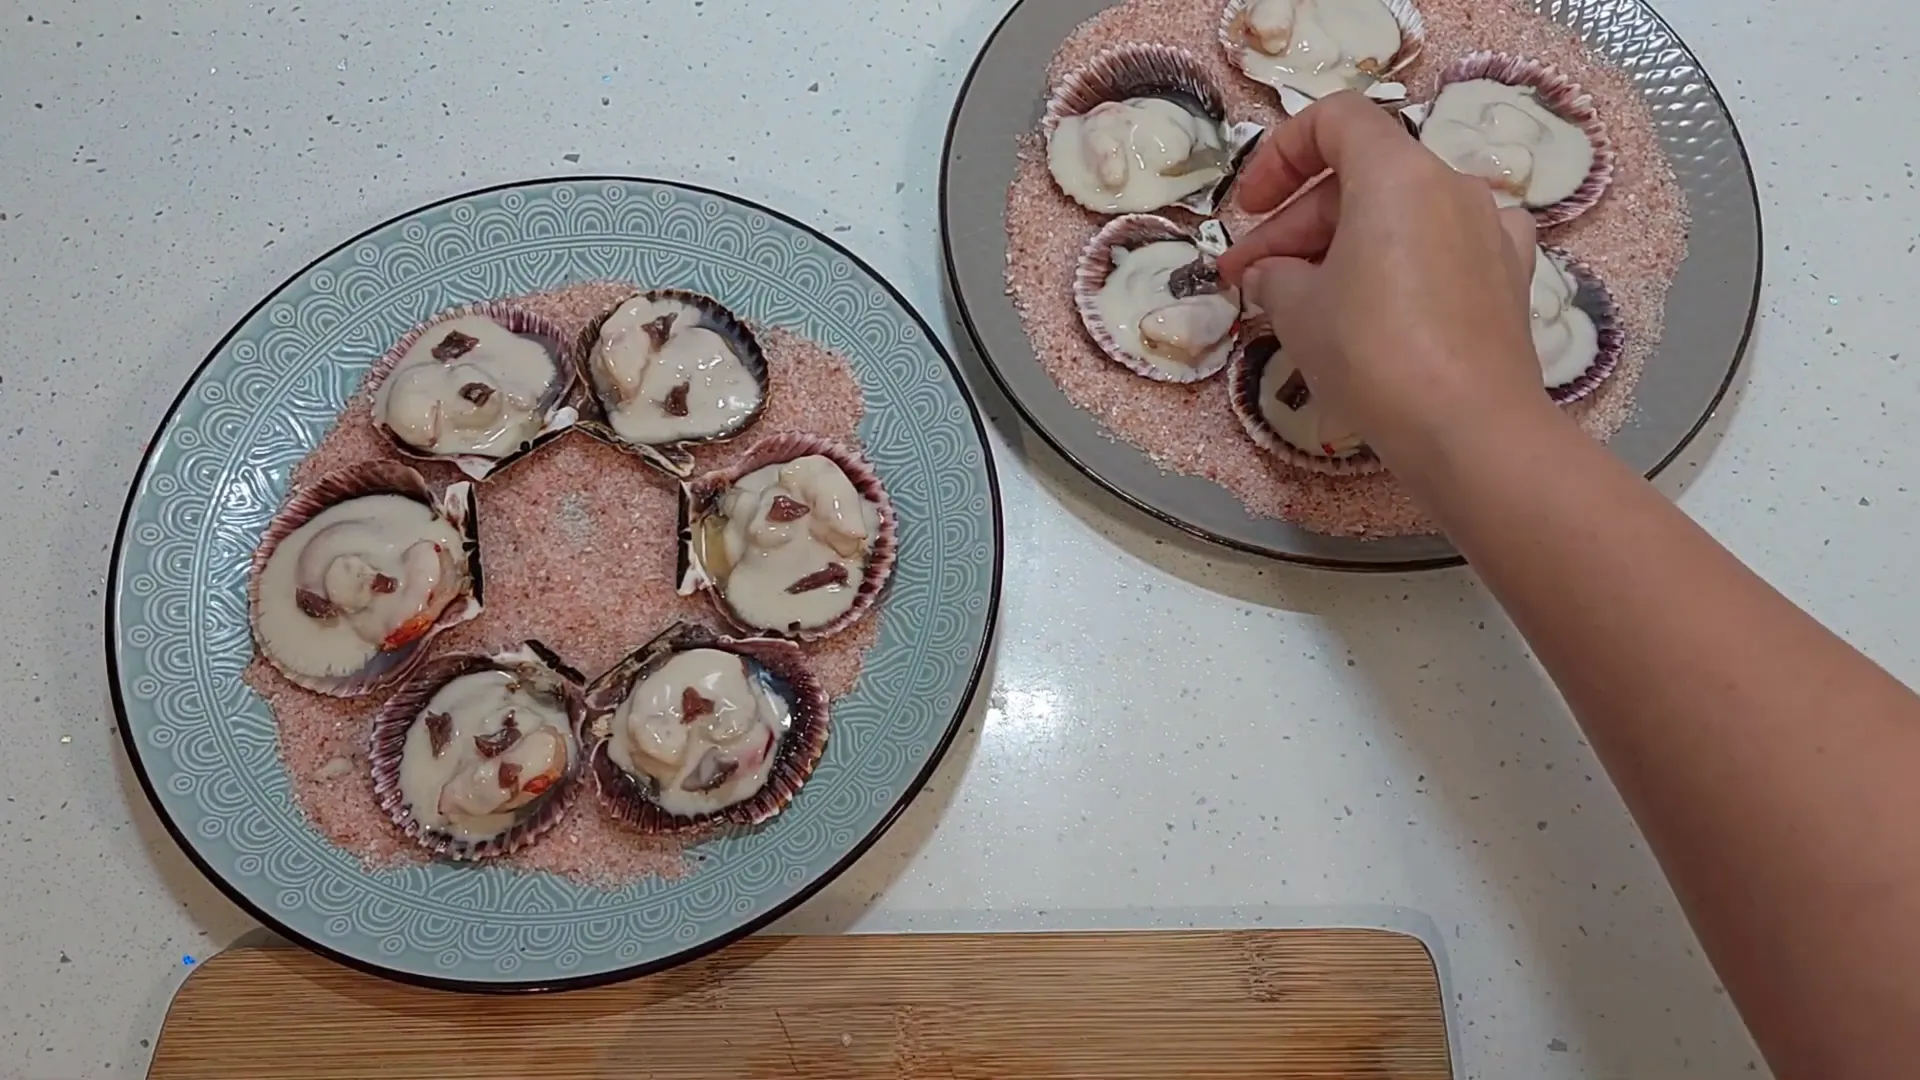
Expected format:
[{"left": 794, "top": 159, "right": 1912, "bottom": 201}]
[{"left": 182, "top": 954, "right": 196, "bottom": 965}]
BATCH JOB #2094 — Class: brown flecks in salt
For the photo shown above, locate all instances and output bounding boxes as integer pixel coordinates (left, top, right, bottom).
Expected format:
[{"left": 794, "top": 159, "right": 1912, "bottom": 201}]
[
  {"left": 1009, "top": 0, "right": 1689, "bottom": 537},
  {"left": 255, "top": 280, "right": 881, "bottom": 886}
]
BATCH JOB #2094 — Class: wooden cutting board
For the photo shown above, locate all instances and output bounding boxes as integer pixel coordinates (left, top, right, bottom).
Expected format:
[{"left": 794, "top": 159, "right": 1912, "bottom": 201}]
[{"left": 149, "top": 930, "right": 1450, "bottom": 1079}]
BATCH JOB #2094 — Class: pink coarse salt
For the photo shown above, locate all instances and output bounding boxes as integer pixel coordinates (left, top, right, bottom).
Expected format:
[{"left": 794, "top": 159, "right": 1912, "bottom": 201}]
[
  {"left": 250, "top": 282, "right": 882, "bottom": 886},
  {"left": 1008, "top": 0, "right": 1689, "bottom": 537}
]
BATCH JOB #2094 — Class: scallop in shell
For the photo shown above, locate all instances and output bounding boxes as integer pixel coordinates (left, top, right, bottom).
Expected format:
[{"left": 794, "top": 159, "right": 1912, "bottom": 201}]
[
  {"left": 1533, "top": 245, "right": 1623, "bottom": 404},
  {"left": 1228, "top": 330, "right": 1383, "bottom": 475},
  {"left": 577, "top": 288, "right": 770, "bottom": 477},
  {"left": 1402, "top": 52, "right": 1615, "bottom": 226},
  {"left": 677, "top": 433, "right": 896, "bottom": 641},
  {"left": 249, "top": 462, "right": 484, "bottom": 698},
  {"left": 369, "top": 303, "right": 581, "bottom": 481},
  {"left": 368, "top": 642, "right": 586, "bottom": 861},
  {"left": 1076, "top": 215, "right": 1243, "bottom": 383},
  {"left": 1218, "top": 0, "right": 1425, "bottom": 114},
  {"left": 580, "top": 622, "right": 829, "bottom": 835},
  {"left": 1044, "top": 43, "right": 1264, "bottom": 216}
]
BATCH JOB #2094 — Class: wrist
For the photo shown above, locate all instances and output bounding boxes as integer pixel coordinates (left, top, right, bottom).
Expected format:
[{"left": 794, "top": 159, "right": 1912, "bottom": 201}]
[{"left": 1376, "top": 382, "right": 1573, "bottom": 496}]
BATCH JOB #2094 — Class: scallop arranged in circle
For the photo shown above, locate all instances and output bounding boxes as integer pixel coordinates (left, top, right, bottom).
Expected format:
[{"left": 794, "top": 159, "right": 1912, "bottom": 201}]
[
  {"left": 1405, "top": 51, "right": 1615, "bottom": 227},
  {"left": 249, "top": 461, "right": 484, "bottom": 699},
  {"left": 677, "top": 433, "right": 897, "bottom": 641},
  {"left": 576, "top": 288, "right": 771, "bottom": 478},
  {"left": 1043, "top": 43, "right": 1265, "bottom": 216},
  {"left": 366, "top": 642, "right": 587, "bottom": 862},
  {"left": 578, "top": 621, "right": 830, "bottom": 835},
  {"left": 369, "top": 303, "right": 583, "bottom": 481}
]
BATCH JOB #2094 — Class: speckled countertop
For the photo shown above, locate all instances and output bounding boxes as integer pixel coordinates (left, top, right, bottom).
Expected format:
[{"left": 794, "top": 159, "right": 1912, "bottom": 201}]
[{"left": 2, "top": 1, "right": 1915, "bottom": 1076}]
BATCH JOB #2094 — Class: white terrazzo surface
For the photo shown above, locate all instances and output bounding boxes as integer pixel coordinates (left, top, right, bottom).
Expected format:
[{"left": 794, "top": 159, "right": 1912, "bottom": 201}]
[{"left": 2, "top": 0, "right": 1916, "bottom": 1076}]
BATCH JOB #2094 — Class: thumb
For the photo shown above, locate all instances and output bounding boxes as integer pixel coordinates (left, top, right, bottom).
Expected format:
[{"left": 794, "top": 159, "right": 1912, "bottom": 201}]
[
  {"left": 1240, "top": 256, "right": 1316, "bottom": 323},
  {"left": 1496, "top": 206, "right": 1537, "bottom": 269}
]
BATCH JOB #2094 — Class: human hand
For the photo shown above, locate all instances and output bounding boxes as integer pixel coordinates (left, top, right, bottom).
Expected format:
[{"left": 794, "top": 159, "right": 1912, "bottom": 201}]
[{"left": 1218, "top": 92, "right": 1546, "bottom": 463}]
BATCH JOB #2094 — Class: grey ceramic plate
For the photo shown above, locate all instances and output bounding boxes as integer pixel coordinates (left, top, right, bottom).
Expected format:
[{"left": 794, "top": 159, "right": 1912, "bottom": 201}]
[
  {"left": 107, "top": 177, "right": 1002, "bottom": 990},
  {"left": 942, "top": 0, "right": 1761, "bottom": 570}
]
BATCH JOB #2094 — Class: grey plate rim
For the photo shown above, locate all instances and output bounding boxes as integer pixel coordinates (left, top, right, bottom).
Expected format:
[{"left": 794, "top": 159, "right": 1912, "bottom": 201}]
[
  {"left": 940, "top": 0, "right": 1763, "bottom": 572},
  {"left": 103, "top": 174, "right": 1006, "bottom": 994}
]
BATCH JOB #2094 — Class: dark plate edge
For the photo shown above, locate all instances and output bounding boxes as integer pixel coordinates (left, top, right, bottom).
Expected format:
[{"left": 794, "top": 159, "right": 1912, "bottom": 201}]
[
  {"left": 104, "top": 174, "right": 1007, "bottom": 994},
  {"left": 937, "top": 0, "right": 1762, "bottom": 573}
]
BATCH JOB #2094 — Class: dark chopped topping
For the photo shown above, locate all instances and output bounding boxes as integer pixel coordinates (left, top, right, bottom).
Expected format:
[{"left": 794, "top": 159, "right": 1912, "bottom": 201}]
[
  {"left": 457, "top": 381, "right": 495, "bottom": 406},
  {"left": 662, "top": 382, "right": 690, "bottom": 417},
  {"left": 369, "top": 574, "right": 399, "bottom": 595},
  {"left": 295, "top": 588, "right": 341, "bottom": 620},
  {"left": 642, "top": 313, "right": 677, "bottom": 350},
  {"left": 424, "top": 712, "right": 454, "bottom": 757},
  {"left": 1166, "top": 258, "right": 1221, "bottom": 299},
  {"left": 431, "top": 330, "right": 480, "bottom": 361},
  {"left": 786, "top": 563, "right": 850, "bottom": 594},
  {"left": 766, "top": 495, "right": 811, "bottom": 523},
  {"left": 680, "top": 687, "right": 715, "bottom": 725},
  {"left": 474, "top": 713, "right": 521, "bottom": 758},
  {"left": 681, "top": 748, "right": 738, "bottom": 793},
  {"left": 1244, "top": 335, "right": 1282, "bottom": 367},
  {"left": 497, "top": 761, "right": 523, "bottom": 791},
  {"left": 1276, "top": 370, "right": 1312, "bottom": 411}
]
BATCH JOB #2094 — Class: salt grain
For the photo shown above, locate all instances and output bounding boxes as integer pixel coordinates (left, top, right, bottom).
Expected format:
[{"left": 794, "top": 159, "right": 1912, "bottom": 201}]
[
  {"left": 1006, "top": 0, "right": 1689, "bottom": 537},
  {"left": 248, "top": 282, "right": 883, "bottom": 887}
]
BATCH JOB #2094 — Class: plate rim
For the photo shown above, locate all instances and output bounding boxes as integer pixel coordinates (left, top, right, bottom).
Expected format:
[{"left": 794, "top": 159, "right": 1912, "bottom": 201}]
[
  {"left": 938, "top": 0, "right": 1763, "bottom": 572},
  {"left": 105, "top": 174, "right": 1006, "bottom": 993}
]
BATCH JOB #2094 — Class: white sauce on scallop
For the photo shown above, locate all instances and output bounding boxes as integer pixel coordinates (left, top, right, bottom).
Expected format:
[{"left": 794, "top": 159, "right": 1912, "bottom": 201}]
[
  {"left": 1234, "top": 0, "right": 1403, "bottom": 97},
  {"left": 256, "top": 495, "right": 465, "bottom": 681},
  {"left": 1094, "top": 240, "right": 1241, "bottom": 377},
  {"left": 1048, "top": 98, "right": 1229, "bottom": 214},
  {"left": 374, "top": 315, "right": 558, "bottom": 458},
  {"left": 705, "top": 456, "right": 880, "bottom": 634},
  {"left": 590, "top": 295, "right": 761, "bottom": 445},
  {"left": 607, "top": 649, "right": 790, "bottom": 818},
  {"left": 1255, "top": 349, "right": 1367, "bottom": 458},
  {"left": 1420, "top": 80, "right": 1595, "bottom": 208},
  {"left": 1529, "top": 248, "right": 1600, "bottom": 388},
  {"left": 397, "top": 669, "right": 574, "bottom": 842}
]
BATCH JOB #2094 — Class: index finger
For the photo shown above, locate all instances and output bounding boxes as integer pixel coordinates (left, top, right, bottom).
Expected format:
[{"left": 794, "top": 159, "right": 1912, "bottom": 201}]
[{"left": 1235, "top": 91, "right": 1417, "bottom": 214}]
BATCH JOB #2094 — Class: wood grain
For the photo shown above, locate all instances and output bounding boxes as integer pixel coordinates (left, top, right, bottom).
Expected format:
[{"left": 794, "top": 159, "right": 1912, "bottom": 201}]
[{"left": 150, "top": 931, "right": 1450, "bottom": 1079}]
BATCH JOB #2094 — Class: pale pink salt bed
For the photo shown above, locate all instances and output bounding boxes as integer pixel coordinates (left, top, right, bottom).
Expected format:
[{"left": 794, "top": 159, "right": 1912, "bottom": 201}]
[
  {"left": 1005, "top": 0, "right": 1690, "bottom": 537},
  {"left": 244, "top": 282, "right": 880, "bottom": 886}
]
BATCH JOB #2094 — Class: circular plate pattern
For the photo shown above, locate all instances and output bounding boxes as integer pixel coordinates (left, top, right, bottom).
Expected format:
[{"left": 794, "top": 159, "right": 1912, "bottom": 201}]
[
  {"left": 942, "top": 0, "right": 1761, "bottom": 570},
  {"left": 107, "top": 177, "right": 1003, "bottom": 990}
]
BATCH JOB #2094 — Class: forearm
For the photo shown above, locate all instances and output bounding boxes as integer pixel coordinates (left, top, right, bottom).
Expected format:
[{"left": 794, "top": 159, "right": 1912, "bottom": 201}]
[{"left": 1392, "top": 396, "right": 1920, "bottom": 1078}]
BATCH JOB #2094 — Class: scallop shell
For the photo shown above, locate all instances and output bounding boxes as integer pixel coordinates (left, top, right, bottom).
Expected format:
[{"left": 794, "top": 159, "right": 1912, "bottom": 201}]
[
  {"left": 1541, "top": 246, "right": 1624, "bottom": 405},
  {"left": 248, "top": 462, "right": 484, "bottom": 698},
  {"left": 367, "top": 642, "right": 586, "bottom": 861},
  {"left": 366, "top": 302, "right": 582, "bottom": 481},
  {"left": 1043, "top": 43, "right": 1264, "bottom": 216},
  {"left": 1227, "top": 331, "right": 1384, "bottom": 476},
  {"left": 579, "top": 621, "right": 829, "bottom": 836},
  {"left": 1420, "top": 51, "right": 1615, "bottom": 227},
  {"left": 677, "top": 433, "right": 896, "bottom": 642},
  {"left": 1075, "top": 214, "right": 1243, "bottom": 383},
  {"left": 1218, "top": 0, "right": 1426, "bottom": 112},
  {"left": 576, "top": 287, "right": 770, "bottom": 478}
]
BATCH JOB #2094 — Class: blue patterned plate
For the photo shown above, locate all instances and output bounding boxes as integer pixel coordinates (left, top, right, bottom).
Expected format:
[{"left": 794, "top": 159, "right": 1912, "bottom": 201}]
[{"left": 107, "top": 178, "right": 1002, "bottom": 990}]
